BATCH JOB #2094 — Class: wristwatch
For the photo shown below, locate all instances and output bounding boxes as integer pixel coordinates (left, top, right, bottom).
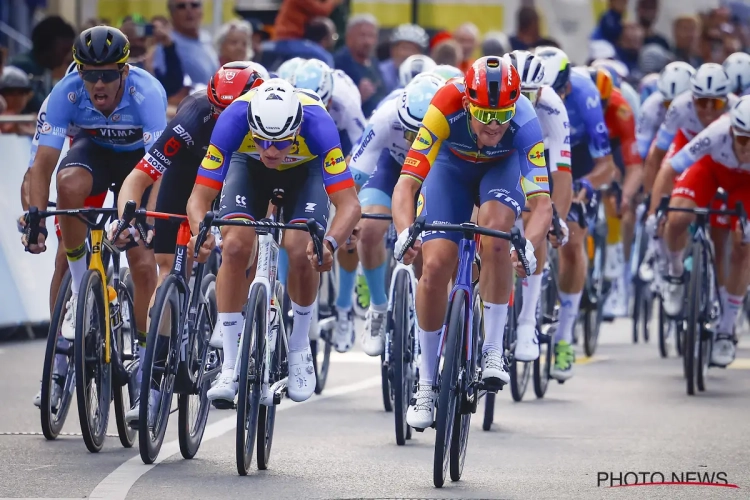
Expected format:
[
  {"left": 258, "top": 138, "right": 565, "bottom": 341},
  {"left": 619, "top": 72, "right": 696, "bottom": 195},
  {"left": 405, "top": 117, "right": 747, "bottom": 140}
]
[{"left": 324, "top": 235, "right": 339, "bottom": 252}]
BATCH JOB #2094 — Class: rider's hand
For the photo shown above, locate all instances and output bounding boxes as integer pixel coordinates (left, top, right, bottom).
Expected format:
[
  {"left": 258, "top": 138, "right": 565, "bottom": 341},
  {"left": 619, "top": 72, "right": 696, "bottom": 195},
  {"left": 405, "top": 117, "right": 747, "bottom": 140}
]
[
  {"left": 307, "top": 239, "right": 334, "bottom": 272},
  {"left": 21, "top": 213, "right": 47, "bottom": 254},
  {"left": 344, "top": 227, "right": 359, "bottom": 252},
  {"left": 394, "top": 227, "right": 420, "bottom": 265},
  {"left": 510, "top": 238, "right": 537, "bottom": 277},
  {"left": 549, "top": 218, "right": 569, "bottom": 248},
  {"left": 190, "top": 232, "right": 215, "bottom": 263},
  {"left": 736, "top": 218, "right": 750, "bottom": 244},
  {"left": 645, "top": 213, "right": 658, "bottom": 238},
  {"left": 17, "top": 214, "right": 26, "bottom": 233}
]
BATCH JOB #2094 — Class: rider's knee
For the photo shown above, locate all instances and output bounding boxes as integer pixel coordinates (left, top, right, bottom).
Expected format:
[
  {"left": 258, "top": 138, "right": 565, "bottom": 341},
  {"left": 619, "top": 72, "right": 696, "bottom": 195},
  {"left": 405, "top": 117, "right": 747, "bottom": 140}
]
[
  {"left": 730, "top": 238, "right": 750, "bottom": 262},
  {"left": 222, "top": 229, "right": 255, "bottom": 266},
  {"left": 56, "top": 169, "right": 89, "bottom": 202},
  {"left": 127, "top": 250, "right": 157, "bottom": 283},
  {"left": 358, "top": 219, "right": 386, "bottom": 249},
  {"left": 421, "top": 247, "right": 454, "bottom": 289},
  {"left": 666, "top": 211, "right": 692, "bottom": 234},
  {"left": 283, "top": 232, "right": 310, "bottom": 264}
]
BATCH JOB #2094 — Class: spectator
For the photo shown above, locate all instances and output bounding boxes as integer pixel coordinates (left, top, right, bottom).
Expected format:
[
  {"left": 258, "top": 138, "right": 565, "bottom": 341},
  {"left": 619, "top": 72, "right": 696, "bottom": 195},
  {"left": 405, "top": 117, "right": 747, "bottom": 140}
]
[
  {"left": 247, "top": 19, "right": 272, "bottom": 63},
  {"left": 673, "top": 15, "right": 701, "bottom": 66},
  {"left": 146, "top": 15, "right": 186, "bottom": 99},
  {"left": 305, "top": 17, "right": 339, "bottom": 53},
  {"left": 482, "top": 31, "right": 512, "bottom": 57},
  {"left": 334, "top": 14, "right": 386, "bottom": 117},
  {"left": 379, "top": 24, "right": 429, "bottom": 92},
  {"left": 260, "top": 17, "right": 335, "bottom": 70},
  {"left": 453, "top": 23, "right": 479, "bottom": 73},
  {"left": 215, "top": 20, "right": 254, "bottom": 67},
  {"left": 616, "top": 21, "right": 644, "bottom": 75},
  {"left": 0, "top": 66, "right": 34, "bottom": 135},
  {"left": 639, "top": 42, "right": 673, "bottom": 74},
  {"left": 273, "top": 0, "right": 343, "bottom": 41},
  {"left": 637, "top": 0, "right": 670, "bottom": 50},
  {"left": 591, "top": 0, "right": 628, "bottom": 46},
  {"left": 153, "top": 0, "right": 219, "bottom": 88},
  {"left": 431, "top": 39, "right": 462, "bottom": 67},
  {"left": 119, "top": 15, "right": 150, "bottom": 63},
  {"left": 9, "top": 15, "right": 75, "bottom": 114},
  {"left": 697, "top": 25, "right": 726, "bottom": 64},
  {"left": 510, "top": 6, "right": 558, "bottom": 51}
]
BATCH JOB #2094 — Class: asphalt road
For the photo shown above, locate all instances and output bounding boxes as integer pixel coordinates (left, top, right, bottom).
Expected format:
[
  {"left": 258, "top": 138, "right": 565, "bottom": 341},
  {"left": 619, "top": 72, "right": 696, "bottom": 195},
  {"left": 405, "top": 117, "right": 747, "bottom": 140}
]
[{"left": 1, "top": 316, "right": 749, "bottom": 500}]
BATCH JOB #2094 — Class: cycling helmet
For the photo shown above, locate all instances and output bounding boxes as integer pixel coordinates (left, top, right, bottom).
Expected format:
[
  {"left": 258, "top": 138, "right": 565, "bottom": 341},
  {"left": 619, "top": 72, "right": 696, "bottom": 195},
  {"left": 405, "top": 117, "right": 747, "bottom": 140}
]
[
  {"left": 246, "top": 61, "right": 270, "bottom": 81},
  {"left": 390, "top": 24, "right": 429, "bottom": 51},
  {"left": 246, "top": 78, "right": 303, "bottom": 139},
  {"left": 431, "top": 64, "right": 463, "bottom": 81},
  {"left": 535, "top": 46, "right": 571, "bottom": 94},
  {"left": 639, "top": 73, "right": 660, "bottom": 101},
  {"left": 465, "top": 56, "right": 520, "bottom": 108},
  {"left": 397, "top": 76, "right": 442, "bottom": 132},
  {"left": 657, "top": 61, "right": 695, "bottom": 101},
  {"left": 292, "top": 59, "right": 334, "bottom": 105},
  {"left": 504, "top": 50, "right": 545, "bottom": 90},
  {"left": 730, "top": 95, "right": 750, "bottom": 132},
  {"left": 277, "top": 57, "right": 306, "bottom": 82},
  {"left": 587, "top": 66, "right": 615, "bottom": 101},
  {"left": 723, "top": 52, "right": 750, "bottom": 94},
  {"left": 66, "top": 61, "right": 78, "bottom": 75},
  {"left": 399, "top": 54, "right": 437, "bottom": 87},
  {"left": 406, "top": 72, "right": 445, "bottom": 90},
  {"left": 208, "top": 61, "right": 263, "bottom": 110},
  {"left": 691, "top": 63, "right": 731, "bottom": 98},
  {"left": 73, "top": 26, "right": 130, "bottom": 66},
  {"left": 591, "top": 58, "right": 629, "bottom": 81}
]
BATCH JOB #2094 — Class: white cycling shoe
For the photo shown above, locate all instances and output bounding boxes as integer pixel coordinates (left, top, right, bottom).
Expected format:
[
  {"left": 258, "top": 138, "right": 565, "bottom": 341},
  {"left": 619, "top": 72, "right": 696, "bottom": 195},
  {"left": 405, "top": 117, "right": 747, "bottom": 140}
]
[
  {"left": 514, "top": 322, "right": 539, "bottom": 362},
  {"left": 361, "top": 308, "right": 386, "bottom": 356},
  {"left": 663, "top": 279, "right": 684, "bottom": 317},
  {"left": 603, "top": 279, "right": 628, "bottom": 318},
  {"left": 61, "top": 295, "right": 78, "bottom": 341},
  {"left": 406, "top": 383, "right": 436, "bottom": 429},
  {"left": 605, "top": 244, "right": 624, "bottom": 281},
  {"left": 711, "top": 335, "right": 736, "bottom": 367},
  {"left": 333, "top": 309, "right": 354, "bottom": 353},
  {"left": 288, "top": 346, "right": 316, "bottom": 402},
  {"left": 481, "top": 349, "right": 509, "bottom": 384},
  {"left": 207, "top": 371, "right": 237, "bottom": 403},
  {"left": 125, "top": 389, "right": 160, "bottom": 425}
]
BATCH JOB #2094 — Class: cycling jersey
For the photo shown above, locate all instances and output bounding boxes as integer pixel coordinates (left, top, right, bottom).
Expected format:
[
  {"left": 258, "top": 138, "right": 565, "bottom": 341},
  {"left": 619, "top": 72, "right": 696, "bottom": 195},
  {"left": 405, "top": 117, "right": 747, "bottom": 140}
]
[
  {"left": 670, "top": 115, "right": 748, "bottom": 173},
  {"left": 564, "top": 69, "right": 611, "bottom": 159},
  {"left": 330, "top": 69, "right": 366, "bottom": 153},
  {"left": 604, "top": 88, "right": 639, "bottom": 167},
  {"left": 28, "top": 94, "right": 78, "bottom": 167},
  {"left": 401, "top": 81, "right": 549, "bottom": 199},
  {"left": 39, "top": 66, "right": 168, "bottom": 152},
  {"left": 635, "top": 91, "right": 667, "bottom": 159},
  {"left": 535, "top": 86, "right": 571, "bottom": 173},
  {"left": 656, "top": 92, "right": 739, "bottom": 151},
  {"left": 619, "top": 80, "right": 640, "bottom": 116},
  {"left": 196, "top": 88, "right": 353, "bottom": 195}
]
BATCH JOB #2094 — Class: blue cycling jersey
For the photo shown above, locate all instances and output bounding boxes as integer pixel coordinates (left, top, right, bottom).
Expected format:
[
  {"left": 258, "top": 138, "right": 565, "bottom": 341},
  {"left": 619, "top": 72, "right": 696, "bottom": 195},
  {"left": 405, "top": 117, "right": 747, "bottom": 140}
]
[
  {"left": 564, "top": 70, "right": 611, "bottom": 158},
  {"left": 38, "top": 66, "right": 168, "bottom": 153}
]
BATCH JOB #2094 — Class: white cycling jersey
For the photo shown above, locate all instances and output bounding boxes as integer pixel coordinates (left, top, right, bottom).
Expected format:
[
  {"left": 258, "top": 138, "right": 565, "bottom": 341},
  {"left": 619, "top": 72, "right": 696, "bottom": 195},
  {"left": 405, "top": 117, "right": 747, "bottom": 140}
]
[
  {"left": 670, "top": 115, "right": 750, "bottom": 173},
  {"left": 635, "top": 91, "right": 667, "bottom": 159},
  {"left": 348, "top": 89, "right": 409, "bottom": 186},
  {"left": 534, "top": 86, "right": 571, "bottom": 173},
  {"left": 28, "top": 95, "right": 78, "bottom": 167},
  {"left": 330, "top": 69, "right": 367, "bottom": 151},
  {"left": 656, "top": 91, "right": 739, "bottom": 151},
  {"left": 620, "top": 81, "right": 641, "bottom": 116}
]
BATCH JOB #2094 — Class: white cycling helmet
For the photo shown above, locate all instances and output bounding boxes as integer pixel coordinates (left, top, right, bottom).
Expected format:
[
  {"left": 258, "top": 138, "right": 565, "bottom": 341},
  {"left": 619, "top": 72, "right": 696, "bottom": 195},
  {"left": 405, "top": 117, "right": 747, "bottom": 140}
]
[
  {"left": 431, "top": 64, "right": 463, "bottom": 81},
  {"left": 723, "top": 52, "right": 750, "bottom": 95},
  {"left": 691, "top": 63, "right": 731, "bottom": 98},
  {"left": 730, "top": 95, "right": 750, "bottom": 132},
  {"left": 535, "top": 46, "right": 571, "bottom": 94},
  {"left": 277, "top": 57, "right": 306, "bottom": 83},
  {"left": 397, "top": 75, "right": 442, "bottom": 133},
  {"left": 399, "top": 54, "right": 437, "bottom": 87},
  {"left": 591, "top": 58, "right": 629, "bottom": 79},
  {"left": 406, "top": 72, "right": 445, "bottom": 90},
  {"left": 246, "top": 61, "right": 270, "bottom": 81},
  {"left": 657, "top": 61, "right": 695, "bottom": 101},
  {"left": 504, "top": 50, "right": 545, "bottom": 90},
  {"left": 291, "top": 59, "right": 334, "bottom": 105},
  {"left": 246, "top": 78, "right": 303, "bottom": 139}
]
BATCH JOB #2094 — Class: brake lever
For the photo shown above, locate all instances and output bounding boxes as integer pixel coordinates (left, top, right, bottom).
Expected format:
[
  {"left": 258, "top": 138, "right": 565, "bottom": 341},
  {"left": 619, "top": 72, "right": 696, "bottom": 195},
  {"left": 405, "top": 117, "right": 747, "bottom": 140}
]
[
  {"left": 306, "top": 219, "right": 324, "bottom": 266},
  {"left": 194, "top": 210, "right": 215, "bottom": 259},
  {"left": 510, "top": 226, "right": 531, "bottom": 276},
  {"left": 395, "top": 216, "right": 425, "bottom": 261}
]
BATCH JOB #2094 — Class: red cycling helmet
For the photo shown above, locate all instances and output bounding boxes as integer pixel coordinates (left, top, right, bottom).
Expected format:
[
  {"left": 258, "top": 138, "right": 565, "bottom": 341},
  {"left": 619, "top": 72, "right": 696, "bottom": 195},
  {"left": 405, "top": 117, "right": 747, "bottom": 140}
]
[
  {"left": 465, "top": 56, "right": 521, "bottom": 109},
  {"left": 208, "top": 61, "right": 263, "bottom": 110}
]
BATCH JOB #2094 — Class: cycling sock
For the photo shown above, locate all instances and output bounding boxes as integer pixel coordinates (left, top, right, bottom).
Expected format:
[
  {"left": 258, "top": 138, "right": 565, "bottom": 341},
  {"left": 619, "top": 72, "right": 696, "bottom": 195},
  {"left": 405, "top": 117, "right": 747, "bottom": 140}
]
[
  {"left": 719, "top": 286, "right": 727, "bottom": 309},
  {"left": 289, "top": 301, "right": 314, "bottom": 351},
  {"left": 417, "top": 327, "right": 442, "bottom": 385},
  {"left": 518, "top": 274, "right": 542, "bottom": 325},
  {"left": 66, "top": 242, "right": 87, "bottom": 294},
  {"left": 218, "top": 312, "right": 243, "bottom": 375},
  {"left": 336, "top": 267, "right": 357, "bottom": 311},
  {"left": 667, "top": 249, "right": 684, "bottom": 276},
  {"left": 718, "top": 292, "right": 744, "bottom": 334},
  {"left": 482, "top": 302, "right": 509, "bottom": 353},
  {"left": 606, "top": 216, "right": 621, "bottom": 245},
  {"left": 277, "top": 248, "right": 289, "bottom": 287},
  {"left": 363, "top": 261, "right": 388, "bottom": 308},
  {"left": 556, "top": 291, "right": 583, "bottom": 344}
]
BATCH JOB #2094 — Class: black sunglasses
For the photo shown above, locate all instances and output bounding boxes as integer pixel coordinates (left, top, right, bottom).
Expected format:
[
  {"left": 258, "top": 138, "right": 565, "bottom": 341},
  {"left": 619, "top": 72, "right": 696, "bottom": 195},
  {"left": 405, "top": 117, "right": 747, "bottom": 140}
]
[
  {"left": 79, "top": 69, "right": 122, "bottom": 84},
  {"left": 174, "top": 2, "right": 201, "bottom": 9}
]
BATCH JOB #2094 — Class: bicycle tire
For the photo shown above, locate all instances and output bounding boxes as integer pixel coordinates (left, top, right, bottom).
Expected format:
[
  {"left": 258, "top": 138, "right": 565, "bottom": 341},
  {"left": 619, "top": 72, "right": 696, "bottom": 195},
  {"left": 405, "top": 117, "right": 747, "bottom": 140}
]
[
  {"left": 697, "top": 268, "right": 712, "bottom": 393},
  {"left": 113, "top": 269, "right": 137, "bottom": 448},
  {"left": 177, "top": 273, "right": 216, "bottom": 459},
  {"left": 685, "top": 246, "right": 702, "bottom": 396},
  {"left": 509, "top": 279, "right": 531, "bottom": 402},
  {"left": 380, "top": 347, "right": 394, "bottom": 412},
  {"left": 236, "top": 283, "right": 266, "bottom": 476},
  {"left": 482, "top": 392, "right": 495, "bottom": 431},
  {"left": 658, "top": 296, "right": 669, "bottom": 358},
  {"left": 583, "top": 237, "right": 606, "bottom": 357},
  {"left": 392, "top": 270, "right": 412, "bottom": 445},
  {"left": 74, "top": 269, "right": 111, "bottom": 453},
  {"left": 534, "top": 257, "right": 555, "bottom": 399},
  {"left": 40, "top": 271, "right": 75, "bottom": 440},
  {"left": 138, "top": 276, "right": 181, "bottom": 464},
  {"left": 434, "top": 292, "right": 467, "bottom": 488}
]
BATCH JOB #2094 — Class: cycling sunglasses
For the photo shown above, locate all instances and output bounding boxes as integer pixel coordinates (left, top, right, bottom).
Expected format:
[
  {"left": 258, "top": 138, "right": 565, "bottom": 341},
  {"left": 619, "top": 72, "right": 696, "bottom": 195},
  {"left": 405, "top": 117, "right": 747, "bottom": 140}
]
[
  {"left": 521, "top": 89, "right": 538, "bottom": 103},
  {"left": 252, "top": 133, "right": 296, "bottom": 150},
  {"left": 403, "top": 129, "right": 417, "bottom": 143},
  {"left": 79, "top": 69, "right": 123, "bottom": 84},
  {"left": 694, "top": 97, "right": 727, "bottom": 110},
  {"left": 733, "top": 127, "right": 750, "bottom": 146},
  {"left": 468, "top": 103, "right": 515, "bottom": 125}
]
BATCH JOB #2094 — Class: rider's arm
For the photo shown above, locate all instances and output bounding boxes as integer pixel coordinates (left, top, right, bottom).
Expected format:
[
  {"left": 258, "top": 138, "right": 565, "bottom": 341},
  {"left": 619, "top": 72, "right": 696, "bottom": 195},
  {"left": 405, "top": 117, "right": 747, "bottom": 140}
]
[
  {"left": 615, "top": 100, "right": 644, "bottom": 203},
  {"left": 635, "top": 93, "right": 662, "bottom": 160},
  {"left": 348, "top": 104, "right": 392, "bottom": 188},
  {"left": 539, "top": 89, "right": 573, "bottom": 219},
  {"left": 517, "top": 118, "right": 553, "bottom": 251},
  {"left": 580, "top": 85, "right": 614, "bottom": 190},
  {"left": 644, "top": 101, "right": 680, "bottom": 191}
]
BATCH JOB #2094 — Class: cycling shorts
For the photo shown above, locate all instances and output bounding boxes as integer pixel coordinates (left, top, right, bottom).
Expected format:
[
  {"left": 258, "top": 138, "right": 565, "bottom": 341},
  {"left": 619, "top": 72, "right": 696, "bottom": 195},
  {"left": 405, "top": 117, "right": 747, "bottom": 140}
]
[
  {"left": 152, "top": 158, "right": 201, "bottom": 255},
  {"left": 218, "top": 153, "right": 329, "bottom": 230},
  {"left": 418, "top": 152, "right": 526, "bottom": 245},
  {"left": 358, "top": 150, "right": 401, "bottom": 209},
  {"left": 53, "top": 192, "right": 108, "bottom": 239},
  {"left": 570, "top": 142, "right": 595, "bottom": 181},
  {"left": 611, "top": 139, "right": 624, "bottom": 178}
]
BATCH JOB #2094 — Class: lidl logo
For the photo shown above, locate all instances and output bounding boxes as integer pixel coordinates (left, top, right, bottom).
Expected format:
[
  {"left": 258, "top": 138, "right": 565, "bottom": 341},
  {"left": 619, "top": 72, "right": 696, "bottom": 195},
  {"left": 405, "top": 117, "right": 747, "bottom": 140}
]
[
  {"left": 202, "top": 145, "right": 224, "bottom": 170},
  {"left": 412, "top": 128, "right": 433, "bottom": 151},
  {"left": 416, "top": 193, "right": 425, "bottom": 216},
  {"left": 528, "top": 142, "right": 546, "bottom": 167},
  {"left": 324, "top": 147, "right": 346, "bottom": 175}
]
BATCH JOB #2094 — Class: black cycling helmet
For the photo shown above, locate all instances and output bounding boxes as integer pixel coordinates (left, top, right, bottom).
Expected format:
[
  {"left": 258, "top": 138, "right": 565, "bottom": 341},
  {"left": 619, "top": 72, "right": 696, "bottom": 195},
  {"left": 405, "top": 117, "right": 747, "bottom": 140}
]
[{"left": 73, "top": 26, "right": 130, "bottom": 67}]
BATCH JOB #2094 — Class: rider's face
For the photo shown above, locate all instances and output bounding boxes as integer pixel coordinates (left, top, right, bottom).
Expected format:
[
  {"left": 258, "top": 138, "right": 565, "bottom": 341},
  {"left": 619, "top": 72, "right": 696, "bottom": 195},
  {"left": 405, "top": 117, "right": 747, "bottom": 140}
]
[
  {"left": 468, "top": 114, "right": 510, "bottom": 148},
  {"left": 732, "top": 128, "right": 750, "bottom": 163},
  {"left": 694, "top": 96, "right": 726, "bottom": 127},
  {"left": 255, "top": 141, "right": 295, "bottom": 169},
  {"left": 79, "top": 63, "right": 127, "bottom": 113}
]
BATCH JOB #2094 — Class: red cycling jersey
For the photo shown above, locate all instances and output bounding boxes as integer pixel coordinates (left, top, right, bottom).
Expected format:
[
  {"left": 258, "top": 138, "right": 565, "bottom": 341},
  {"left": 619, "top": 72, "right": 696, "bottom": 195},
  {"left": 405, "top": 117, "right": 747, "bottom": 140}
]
[{"left": 604, "top": 88, "right": 640, "bottom": 167}]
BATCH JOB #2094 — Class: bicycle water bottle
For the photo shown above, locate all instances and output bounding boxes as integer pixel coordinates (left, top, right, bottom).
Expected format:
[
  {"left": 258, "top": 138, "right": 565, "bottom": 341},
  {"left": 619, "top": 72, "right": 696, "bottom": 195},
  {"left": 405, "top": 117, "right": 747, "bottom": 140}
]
[{"left": 108, "top": 285, "right": 122, "bottom": 328}]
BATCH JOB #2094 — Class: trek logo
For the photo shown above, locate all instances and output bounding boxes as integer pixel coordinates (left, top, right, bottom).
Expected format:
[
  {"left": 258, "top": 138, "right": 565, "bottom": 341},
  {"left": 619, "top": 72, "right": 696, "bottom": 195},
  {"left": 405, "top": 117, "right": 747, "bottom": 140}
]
[
  {"left": 449, "top": 111, "right": 467, "bottom": 124},
  {"left": 494, "top": 191, "right": 521, "bottom": 215},
  {"left": 235, "top": 195, "right": 247, "bottom": 207},
  {"left": 173, "top": 124, "right": 195, "bottom": 146}
]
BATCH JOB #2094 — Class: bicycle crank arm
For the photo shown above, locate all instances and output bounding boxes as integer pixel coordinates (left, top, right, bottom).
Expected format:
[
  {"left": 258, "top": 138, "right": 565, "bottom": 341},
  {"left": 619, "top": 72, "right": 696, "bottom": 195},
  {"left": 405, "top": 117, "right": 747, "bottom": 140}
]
[
  {"left": 260, "top": 377, "right": 289, "bottom": 406},
  {"left": 318, "top": 317, "right": 335, "bottom": 331}
]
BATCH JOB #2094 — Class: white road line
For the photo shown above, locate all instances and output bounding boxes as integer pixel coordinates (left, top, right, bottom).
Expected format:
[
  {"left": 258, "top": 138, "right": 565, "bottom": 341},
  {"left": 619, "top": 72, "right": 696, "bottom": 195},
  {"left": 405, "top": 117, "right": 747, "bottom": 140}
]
[{"left": 89, "top": 376, "right": 381, "bottom": 500}]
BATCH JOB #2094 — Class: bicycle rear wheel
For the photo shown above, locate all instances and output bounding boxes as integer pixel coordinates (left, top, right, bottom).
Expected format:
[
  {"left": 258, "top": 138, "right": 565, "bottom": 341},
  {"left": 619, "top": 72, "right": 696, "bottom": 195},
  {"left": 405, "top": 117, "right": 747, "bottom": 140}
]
[
  {"left": 392, "top": 270, "right": 413, "bottom": 445},
  {"left": 509, "top": 279, "right": 530, "bottom": 402},
  {"left": 74, "top": 269, "right": 112, "bottom": 453},
  {"left": 658, "top": 295, "right": 669, "bottom": 358},
  {"left": 684, "top": 247, "right": 702, "bottom": 396},
  {"left": 583, "top": 237, "right": 606, "bottom": 357},
  {"left": 41, "top": 271, "right": 75, "bottom": 440},
  {"left": 236, "top": 283, "right": 266, "bottom": 475},
  {"left": 113, "top": 269, "right": 137, "bottom": 448}
]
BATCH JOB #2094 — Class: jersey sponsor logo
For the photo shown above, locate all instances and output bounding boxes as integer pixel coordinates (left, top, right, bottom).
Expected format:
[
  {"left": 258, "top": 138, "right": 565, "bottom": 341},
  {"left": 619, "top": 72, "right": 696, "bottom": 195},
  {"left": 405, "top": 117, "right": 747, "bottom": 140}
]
[
  {"left": 448, "top": 111, "right": 467, "bottom": 124},
  {"left": 412, "top": 128, "right": 433, "bottom": 151},
  {"left": 586, "top": 96, "right": 600, "bottom": 109},
  {"left": 596, "top": 122, "right": 608, "bottom": 134},
  {"left": 404, "top": 157, "right": 420, "bottom": 167},
  {"left": 352, "top": 128, "right": 375, "bottom": 162},
  {"left": 528, "top": 142, "right": 546, "bottom": 167},
  {"left": 129, "top": 86, "right": 136, "bottom": 95},
  {"left": 112, "top": 114, "right": 121, "bottom": 122},
  {"left": 144, "top": 153, "right": 166, "bottom": 174},
  {"left": 173, "top": 124, "right": 195, "bottom": 146},
  {"left": 416, "top": 193, "right": 425, "bottom": 216},
  {"left": 203, "top": 145, "right": 224, "bottom": 170},
  {"left": 225, "top": 71, "right": 237, "bottom": 81},
  {"left": 323, "top": 147, "right": 347, "bottom": 175},
  {"left": 617, "top": 105, "right": 631, "bottom": 121},
  {"left": 40, "top": 122, "right": 52, "bottom": 134},
  {"left": 67, "top": 92, "right": 76, "bottom": 103},
  {"left": 152, "top": 149, "right": 172, "bottom": 165},
  {"left": 143, "top": 132, "right": 152, "bottom": 144},
  {"left": 688, "top": 136, "right": 711, "bottom": 156},
  {"left": 164, "top": 137, "right": 182, "bottom": 156},
  {"left": 537, "top": 103, "right": 560, "bottom": 115},
  {"left": 561, "top": 150, "right": 571, "bottom": 158},
  {"left": 98, "top": 128, "right": 138, "bottom": 138},
  {"left": 534, "top": 175, "right": 548, "bottom": 183}
]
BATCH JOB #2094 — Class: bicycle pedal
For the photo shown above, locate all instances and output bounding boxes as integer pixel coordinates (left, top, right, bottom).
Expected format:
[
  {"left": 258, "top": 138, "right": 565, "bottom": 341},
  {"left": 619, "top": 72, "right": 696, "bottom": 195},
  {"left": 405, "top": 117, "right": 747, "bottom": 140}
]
[
  {"left": 413, "top": 427, "right": 426, "bottom": 433},
  {"left": 211, "top": 399, "right": 236, "bottom": 410}
]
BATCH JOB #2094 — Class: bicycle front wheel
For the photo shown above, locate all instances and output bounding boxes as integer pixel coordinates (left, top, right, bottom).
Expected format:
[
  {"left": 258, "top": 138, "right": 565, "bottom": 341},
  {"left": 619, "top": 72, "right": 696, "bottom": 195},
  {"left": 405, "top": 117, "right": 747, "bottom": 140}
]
[
  {"left": 684, "top": 246, "right": 702, "bottom": 396},
  {"left": 392, "top": 270, "right": 413, "bottom": 445},
  {"left": 509, "top": 279, "right": 530, "bottom": 402}
]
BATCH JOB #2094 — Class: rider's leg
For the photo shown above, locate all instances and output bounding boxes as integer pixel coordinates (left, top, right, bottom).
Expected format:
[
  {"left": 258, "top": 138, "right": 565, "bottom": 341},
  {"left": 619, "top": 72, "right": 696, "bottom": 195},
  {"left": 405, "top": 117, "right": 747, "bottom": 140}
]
[
  {"left": 516, "top": 217, "right": 546, "bottom": 361},
  {"left": 358, "top": 205, "right": 390, "bottom": 355},
  {"left": 556, "top": 218, "right": 587, "bottom": 345}
]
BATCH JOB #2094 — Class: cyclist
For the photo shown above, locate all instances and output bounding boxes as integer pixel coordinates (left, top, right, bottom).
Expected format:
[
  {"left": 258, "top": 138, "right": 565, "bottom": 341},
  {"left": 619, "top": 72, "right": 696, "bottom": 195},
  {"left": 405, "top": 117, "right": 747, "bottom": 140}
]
[
  {"left": 504, "top": 49, "right": 572, "bottom": 361},
  {"left": 391, "top": 56, "right": 552, "bottom": 428},
  {"left": 638, "top": 73, "right": 660, "bottom": 103},
  {"left": 723, "top": 52, "right": 750, "bottom": 97},
  {"left": 649, "top": 96, "right": 750, "bottom": 367},
  {"left": 535, "top": 46, "right": 614, "bottom": 381},
  {"left": 431, "top": 64, "right": 464, "bottom": 82},
  {"left": 591, "top": 58, "right": 641, "bottom": 115},
  {"left": 23, "top": 27, "right": 166, "bottom": 359},
  {"left": 399, "top": 54, "right": 437, "bottom": 88},
  {"left": 343, "top": 74, "right": 444, "bottom": 356},
  {"left": 186, "top": 78, "right": 360, "bottom": 404},
  {"left": 277, "top": 57, "right": 306, "bottom": 82}
]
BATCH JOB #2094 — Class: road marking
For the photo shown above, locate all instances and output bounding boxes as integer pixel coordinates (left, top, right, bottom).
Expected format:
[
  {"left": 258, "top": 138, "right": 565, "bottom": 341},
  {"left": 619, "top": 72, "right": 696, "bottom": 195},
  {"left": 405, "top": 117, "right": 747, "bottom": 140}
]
[
  {"left": 329, "top": 351, "right": 381, "bottom": 364},
  {"left": 727, "top": 358, "right": 750, "bottom": 370},
  {"left": 89, "top": 376, "right": 381, "bottom": 500},
  {"left": 576, "top": 355, "right": 610, "bottom": 365}
]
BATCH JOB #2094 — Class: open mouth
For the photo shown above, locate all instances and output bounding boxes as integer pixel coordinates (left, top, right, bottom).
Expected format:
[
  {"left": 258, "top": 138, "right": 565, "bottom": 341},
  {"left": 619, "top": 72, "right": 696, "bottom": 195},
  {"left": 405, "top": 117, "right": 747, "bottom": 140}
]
[{"left": 93, "top": 93, "right": 108, "bottom": 105}]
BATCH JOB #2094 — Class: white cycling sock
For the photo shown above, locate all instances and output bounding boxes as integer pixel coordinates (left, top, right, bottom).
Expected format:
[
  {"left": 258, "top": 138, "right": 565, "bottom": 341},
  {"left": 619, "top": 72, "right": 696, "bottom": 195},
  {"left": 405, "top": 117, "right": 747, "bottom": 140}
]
[
  {"left": 718, "top": 293, "right": 744, "bottom": 335},
  {"left": 219, "top": 312, "right": 243, "bottom": 375},
  {"left": 482, "top": 302, "right": 508, "bottom": 353},
  {"left": 667, "top": 249, "right": 684, "bottom": 277},
  {"left": 555, "top": 291, "right": 582, "bottom": 344},
  {"left": 417, "top": 327, "right": 442, "bottom": 385},
  {"left": 518, "top": 274, "right": 542, "bottom": 326},
  {"left": 67, "top": 257, "right": 87, "bottom": 295},
  {"left": 289, "top": 301, "right": 314, "bottom": 351}
]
